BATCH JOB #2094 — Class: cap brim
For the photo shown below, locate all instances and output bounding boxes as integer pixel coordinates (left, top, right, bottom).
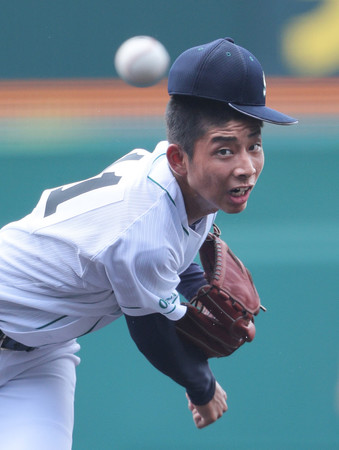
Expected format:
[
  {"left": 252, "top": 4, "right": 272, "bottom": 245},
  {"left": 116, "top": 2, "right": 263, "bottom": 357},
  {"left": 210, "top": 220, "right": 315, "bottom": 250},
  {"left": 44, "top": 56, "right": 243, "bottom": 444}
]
[{"left": 229, "top": 103, "right": 298, "bottom": 125}]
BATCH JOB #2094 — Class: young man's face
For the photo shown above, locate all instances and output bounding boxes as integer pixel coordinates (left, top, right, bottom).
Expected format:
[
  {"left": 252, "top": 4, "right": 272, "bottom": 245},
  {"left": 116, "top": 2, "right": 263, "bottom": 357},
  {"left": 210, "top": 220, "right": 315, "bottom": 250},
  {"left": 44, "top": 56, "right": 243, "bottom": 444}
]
[{"left": 175, "top": 117, "right": 264, "bottom": 222}]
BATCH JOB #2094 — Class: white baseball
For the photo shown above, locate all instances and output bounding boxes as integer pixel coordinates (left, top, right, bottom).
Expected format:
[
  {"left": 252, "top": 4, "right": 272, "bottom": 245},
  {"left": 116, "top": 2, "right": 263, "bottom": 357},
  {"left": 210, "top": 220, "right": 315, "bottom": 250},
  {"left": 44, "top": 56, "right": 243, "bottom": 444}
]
[{"left": 114, "top": 36, "right": 170, "bottom": 87}]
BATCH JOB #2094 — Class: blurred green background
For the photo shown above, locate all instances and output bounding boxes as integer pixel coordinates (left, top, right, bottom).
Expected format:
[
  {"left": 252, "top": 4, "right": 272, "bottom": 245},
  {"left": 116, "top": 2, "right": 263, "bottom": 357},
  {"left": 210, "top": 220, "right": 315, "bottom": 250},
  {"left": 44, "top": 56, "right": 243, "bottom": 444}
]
[
  {"left": 0, "top": 1, "right": 338, "bottom": 449},
  {"left": 2, "top": 0, "right": 339, "bottom": 77}
]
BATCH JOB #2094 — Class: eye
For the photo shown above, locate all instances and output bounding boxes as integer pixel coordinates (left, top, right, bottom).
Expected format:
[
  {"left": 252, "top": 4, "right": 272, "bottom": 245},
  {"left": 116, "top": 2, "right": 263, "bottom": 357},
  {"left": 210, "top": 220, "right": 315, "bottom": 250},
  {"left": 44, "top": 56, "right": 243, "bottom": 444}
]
[
  {"left": 217, "top": 148, "right": 232, "bottom": 156},
  {"left": 249, "top": 143, "right": 262, "bottom": 152}
]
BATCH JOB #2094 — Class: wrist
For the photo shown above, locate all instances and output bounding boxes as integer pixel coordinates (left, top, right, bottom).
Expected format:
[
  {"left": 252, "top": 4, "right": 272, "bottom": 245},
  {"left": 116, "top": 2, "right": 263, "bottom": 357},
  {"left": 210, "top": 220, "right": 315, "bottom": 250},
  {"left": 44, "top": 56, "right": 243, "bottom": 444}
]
[{"left": 186, "top": 374, "right": 216, "bottom": 405}]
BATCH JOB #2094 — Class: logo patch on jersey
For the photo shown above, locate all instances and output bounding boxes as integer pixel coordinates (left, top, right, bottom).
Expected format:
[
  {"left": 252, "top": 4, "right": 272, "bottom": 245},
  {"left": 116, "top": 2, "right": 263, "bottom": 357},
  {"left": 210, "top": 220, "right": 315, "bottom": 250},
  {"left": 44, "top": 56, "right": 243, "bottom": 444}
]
[{"left": 159, "top": 292, "right": 178, "bottom": 314}]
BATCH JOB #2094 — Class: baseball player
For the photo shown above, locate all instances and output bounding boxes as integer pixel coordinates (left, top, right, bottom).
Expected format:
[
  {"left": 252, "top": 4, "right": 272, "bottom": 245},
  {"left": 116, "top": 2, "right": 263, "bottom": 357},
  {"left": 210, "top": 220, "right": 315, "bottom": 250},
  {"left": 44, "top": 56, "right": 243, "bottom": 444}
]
[{"left": 0, "top": 37, "right": 297, "bottom": 449}]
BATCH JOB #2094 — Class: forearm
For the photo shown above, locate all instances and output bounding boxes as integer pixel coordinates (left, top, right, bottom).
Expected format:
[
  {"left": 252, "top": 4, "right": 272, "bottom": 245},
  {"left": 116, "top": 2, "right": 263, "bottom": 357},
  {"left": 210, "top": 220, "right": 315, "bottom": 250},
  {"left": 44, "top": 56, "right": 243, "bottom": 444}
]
[{"left": 124, "top": 312, "right": 215, "bottom": 405}]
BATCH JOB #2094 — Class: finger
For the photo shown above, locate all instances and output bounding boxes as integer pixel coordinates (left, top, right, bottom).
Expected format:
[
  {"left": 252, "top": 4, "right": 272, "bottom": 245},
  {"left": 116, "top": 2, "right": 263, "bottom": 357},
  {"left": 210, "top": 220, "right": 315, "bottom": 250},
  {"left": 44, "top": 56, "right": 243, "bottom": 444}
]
[
  {"left": 220, "top": 397, "right": 228, "bottom": 412},
  {"left": 192, "top": 407, "right": 218, "bottom": 429},
  {"left": 192, "top": 410, "right": 205, "bottom": 429},
  {"left": 194, "top": 415, "right": 212, "bottom": 429},
  {"left": 195, "top": 407, "right": 225, "bottom": 429}
]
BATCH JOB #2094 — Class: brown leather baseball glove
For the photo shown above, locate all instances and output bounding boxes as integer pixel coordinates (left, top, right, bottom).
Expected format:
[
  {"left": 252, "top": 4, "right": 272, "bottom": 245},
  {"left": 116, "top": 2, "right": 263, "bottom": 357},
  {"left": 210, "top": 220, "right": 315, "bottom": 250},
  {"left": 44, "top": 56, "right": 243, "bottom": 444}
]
[{"left": 176, "top": 224, "right": 266, "bottom": 358}]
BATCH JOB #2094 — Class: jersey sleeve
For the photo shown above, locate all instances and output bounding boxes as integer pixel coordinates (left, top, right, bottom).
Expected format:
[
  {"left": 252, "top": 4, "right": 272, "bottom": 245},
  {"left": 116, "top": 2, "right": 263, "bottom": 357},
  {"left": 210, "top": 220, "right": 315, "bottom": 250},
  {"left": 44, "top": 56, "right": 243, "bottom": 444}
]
[
  {"left": 101, "top": 225, "right": 187, "bottom": 321},
  {"left": 124, "top": 312, "right": 216, "bottom": 405}
]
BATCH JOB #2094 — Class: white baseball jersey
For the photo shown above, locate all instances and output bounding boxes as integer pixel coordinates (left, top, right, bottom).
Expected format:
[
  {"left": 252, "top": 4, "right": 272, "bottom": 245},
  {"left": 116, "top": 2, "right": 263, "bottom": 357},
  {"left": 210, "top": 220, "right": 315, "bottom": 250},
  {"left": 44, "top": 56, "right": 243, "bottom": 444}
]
[{"left": 0, "top": 141, "right": 215, "bottom": 346}]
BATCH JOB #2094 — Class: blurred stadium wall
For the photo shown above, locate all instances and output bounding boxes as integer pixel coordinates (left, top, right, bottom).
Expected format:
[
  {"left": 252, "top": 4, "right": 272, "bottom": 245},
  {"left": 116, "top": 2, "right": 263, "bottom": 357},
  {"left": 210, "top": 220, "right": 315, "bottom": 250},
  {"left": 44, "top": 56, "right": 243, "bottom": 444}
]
[{"left": 1, "top": 0, "right": 339, "bottom": 159}]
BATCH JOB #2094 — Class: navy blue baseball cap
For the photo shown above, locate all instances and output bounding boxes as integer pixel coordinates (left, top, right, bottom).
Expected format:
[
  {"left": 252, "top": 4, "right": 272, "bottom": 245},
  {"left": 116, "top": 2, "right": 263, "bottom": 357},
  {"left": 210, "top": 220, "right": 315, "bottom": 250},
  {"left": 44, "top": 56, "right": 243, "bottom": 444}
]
[{"left": 168, "top": 37, "right": 298, "bottom": 125}]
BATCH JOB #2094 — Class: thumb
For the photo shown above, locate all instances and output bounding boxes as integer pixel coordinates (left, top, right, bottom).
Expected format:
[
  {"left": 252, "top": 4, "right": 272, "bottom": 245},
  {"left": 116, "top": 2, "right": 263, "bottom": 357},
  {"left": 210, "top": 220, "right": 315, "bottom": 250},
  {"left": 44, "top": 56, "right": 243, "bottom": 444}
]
[
  {"left": 193, "top": 413, "right": 208, "bottom": 429},
  {"left": 186, "top": 393, "right": 194, "bottom": 411}
]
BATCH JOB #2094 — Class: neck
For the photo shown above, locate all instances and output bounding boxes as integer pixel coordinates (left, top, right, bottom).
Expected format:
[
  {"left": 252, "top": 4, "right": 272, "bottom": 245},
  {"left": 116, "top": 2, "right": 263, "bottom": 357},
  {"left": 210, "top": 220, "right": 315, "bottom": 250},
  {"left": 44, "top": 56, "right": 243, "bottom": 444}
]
[{"left": 171, "top": 170, "right": 214, "bottom": 226}]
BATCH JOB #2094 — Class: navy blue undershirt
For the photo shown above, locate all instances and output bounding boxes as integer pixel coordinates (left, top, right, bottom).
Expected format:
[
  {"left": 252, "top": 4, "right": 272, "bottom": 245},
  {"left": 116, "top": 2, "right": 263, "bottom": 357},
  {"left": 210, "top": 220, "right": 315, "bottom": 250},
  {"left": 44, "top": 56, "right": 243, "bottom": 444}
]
[{"left": 124, "top": 262, "right": 216, "bottom": 406}]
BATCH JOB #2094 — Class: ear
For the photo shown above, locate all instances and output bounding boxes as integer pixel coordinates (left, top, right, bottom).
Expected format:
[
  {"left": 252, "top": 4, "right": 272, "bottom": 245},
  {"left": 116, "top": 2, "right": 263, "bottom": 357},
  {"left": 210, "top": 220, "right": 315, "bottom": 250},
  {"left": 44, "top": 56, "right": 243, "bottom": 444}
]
[{"left": 166, "top": 144, "right": 188, "bottom": 177}]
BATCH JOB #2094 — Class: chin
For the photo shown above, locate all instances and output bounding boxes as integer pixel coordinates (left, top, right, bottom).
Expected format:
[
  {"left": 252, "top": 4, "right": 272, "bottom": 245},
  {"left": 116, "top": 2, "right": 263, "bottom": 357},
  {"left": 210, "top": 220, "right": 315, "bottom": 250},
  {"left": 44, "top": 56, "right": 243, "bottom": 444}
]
[{"left": 223, "top": 203, "right": 248, "bottom": 214}]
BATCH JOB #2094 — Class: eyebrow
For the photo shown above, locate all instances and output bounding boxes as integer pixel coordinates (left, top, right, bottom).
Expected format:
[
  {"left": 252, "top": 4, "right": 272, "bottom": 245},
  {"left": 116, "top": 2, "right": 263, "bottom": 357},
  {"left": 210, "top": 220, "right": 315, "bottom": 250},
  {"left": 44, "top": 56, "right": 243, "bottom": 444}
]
[
  {"left": 211, "top": 129, "right": 261, "bottom": 144},
  {"left": 248, "top": 129, "right": 262, "bottom": 138}
]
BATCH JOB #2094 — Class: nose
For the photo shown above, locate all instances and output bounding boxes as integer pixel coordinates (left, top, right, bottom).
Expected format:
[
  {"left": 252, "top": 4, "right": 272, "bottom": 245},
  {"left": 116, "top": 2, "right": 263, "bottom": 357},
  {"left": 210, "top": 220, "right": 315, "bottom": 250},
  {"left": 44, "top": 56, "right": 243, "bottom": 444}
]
[{"left": 232, "top": 151, "right": 256, "bottom": 178}]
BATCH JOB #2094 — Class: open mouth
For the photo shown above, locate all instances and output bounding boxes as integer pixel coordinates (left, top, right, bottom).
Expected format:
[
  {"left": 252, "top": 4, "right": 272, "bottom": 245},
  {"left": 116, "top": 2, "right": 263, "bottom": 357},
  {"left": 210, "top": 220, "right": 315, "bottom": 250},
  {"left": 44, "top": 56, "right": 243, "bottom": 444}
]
[{"left": 229, "top": 186, "right": 252, "bottom": 197}]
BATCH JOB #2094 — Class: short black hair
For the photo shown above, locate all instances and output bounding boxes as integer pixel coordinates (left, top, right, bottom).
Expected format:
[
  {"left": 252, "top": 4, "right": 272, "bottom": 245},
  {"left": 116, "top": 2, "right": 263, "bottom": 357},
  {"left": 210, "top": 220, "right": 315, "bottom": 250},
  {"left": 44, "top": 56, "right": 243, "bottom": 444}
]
[{"left": 165, "top": 95, "right": 263, "bottom": 159}]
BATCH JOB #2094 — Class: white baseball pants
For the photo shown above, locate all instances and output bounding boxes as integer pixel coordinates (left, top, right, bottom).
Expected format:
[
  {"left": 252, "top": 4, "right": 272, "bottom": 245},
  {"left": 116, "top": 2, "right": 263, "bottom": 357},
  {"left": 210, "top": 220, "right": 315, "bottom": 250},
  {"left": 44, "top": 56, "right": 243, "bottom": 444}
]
[{"left": 0, "top": 340, "right": 80, "bottom": 450}]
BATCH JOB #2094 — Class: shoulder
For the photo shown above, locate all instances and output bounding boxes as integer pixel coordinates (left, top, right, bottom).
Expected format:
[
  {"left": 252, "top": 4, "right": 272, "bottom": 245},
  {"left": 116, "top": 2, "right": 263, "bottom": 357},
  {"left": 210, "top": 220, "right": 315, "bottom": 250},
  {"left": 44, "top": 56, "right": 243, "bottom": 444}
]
[{"left": 11, "top": 143, "right": 177, "bottom": 254}]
